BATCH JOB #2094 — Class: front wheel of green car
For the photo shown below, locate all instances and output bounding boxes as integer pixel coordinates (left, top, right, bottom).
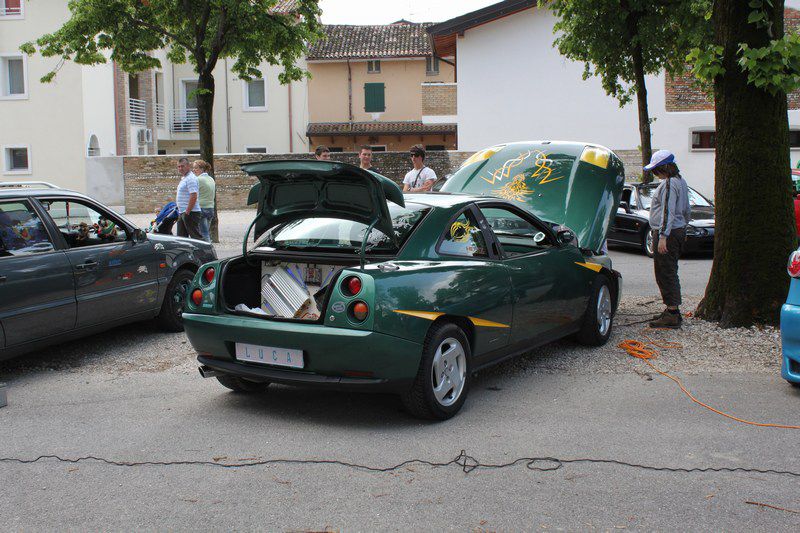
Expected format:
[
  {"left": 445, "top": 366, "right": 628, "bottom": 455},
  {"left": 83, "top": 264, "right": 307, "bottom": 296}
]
[
  {"left": 216, "top": 374, "right": 271, "bottom": 393},
  {"left": 156, "top": 269, "right": 195, "bottom": 332},
  {"left": 575, "top": 276, "right": 614, "bottom": 347},
  {"left": 402, "top": 322, "right": 471, "bottom": 420}
]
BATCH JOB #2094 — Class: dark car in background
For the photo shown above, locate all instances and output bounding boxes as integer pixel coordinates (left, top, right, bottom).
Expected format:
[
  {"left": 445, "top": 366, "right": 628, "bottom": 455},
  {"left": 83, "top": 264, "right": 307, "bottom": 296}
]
[
  {"left": 0, "top": 182, "right": 216, "bottom": 361},
  {"left": 608, "top": 182, "right": 715, "bottom": 257}
]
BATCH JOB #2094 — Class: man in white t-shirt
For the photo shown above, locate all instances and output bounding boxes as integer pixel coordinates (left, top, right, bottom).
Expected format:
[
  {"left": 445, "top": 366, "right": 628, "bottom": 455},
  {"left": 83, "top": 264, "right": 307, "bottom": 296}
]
[
  {"left": 175, "top": 157, "right": 204, "bottom": 239},
  {"left": 402, "top": 144, "right": 436, "bottom": 192}
]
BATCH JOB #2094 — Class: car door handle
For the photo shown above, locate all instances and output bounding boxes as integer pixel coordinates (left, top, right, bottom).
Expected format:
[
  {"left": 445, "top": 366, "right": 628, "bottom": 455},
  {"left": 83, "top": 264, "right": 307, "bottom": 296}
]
[
  {"left": 75, "top": 260, "right": 99, "bottom": 270},
  {"left": 0, "top": 275, "right": 6, "bottom": 283}
]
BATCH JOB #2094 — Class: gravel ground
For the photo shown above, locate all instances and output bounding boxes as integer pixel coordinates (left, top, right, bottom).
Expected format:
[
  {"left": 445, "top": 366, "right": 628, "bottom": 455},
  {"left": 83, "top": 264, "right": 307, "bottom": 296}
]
[
  {"left": 0, "top": 295, "right": 780, "bottom": 382},
  {"left": 2, "top": 209, "right": 772, "bottom": 381}
]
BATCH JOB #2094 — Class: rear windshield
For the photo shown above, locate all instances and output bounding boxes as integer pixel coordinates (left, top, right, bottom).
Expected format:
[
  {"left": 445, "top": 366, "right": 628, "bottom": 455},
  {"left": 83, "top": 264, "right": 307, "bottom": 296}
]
[
  {"left": 639, "top": 186, "right": 711, "bottom": 209},
  {"left": 255, "top": 202, "right": 429, "bottom": 253}
]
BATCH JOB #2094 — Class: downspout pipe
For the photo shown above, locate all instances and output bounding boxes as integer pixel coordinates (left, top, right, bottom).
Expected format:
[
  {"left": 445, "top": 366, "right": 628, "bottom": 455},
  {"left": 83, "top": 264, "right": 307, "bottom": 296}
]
[
  {"left": 288, "top": 82, "right": 294, "bottom": 152},
  {"left": 224, "top": 58, "right": 231, "bottom": 153}
]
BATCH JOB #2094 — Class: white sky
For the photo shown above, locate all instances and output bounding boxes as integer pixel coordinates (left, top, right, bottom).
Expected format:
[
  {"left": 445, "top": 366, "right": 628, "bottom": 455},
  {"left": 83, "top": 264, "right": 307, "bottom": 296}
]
[{"left": 318, "top": 0, "right": 501, "bottom": 25}]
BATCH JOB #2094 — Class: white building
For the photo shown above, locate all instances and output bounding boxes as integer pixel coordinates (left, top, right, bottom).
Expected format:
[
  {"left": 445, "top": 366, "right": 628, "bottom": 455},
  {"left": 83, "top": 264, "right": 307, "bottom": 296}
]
[
  {"left": 428, "top": 0, "right": 800, "bottom": 198},
  {"left": 0, "top": 0, "right": 308, "bottom": 194},
  {"left": 0, "top": 1, "right": 116, "bottom": 192}
]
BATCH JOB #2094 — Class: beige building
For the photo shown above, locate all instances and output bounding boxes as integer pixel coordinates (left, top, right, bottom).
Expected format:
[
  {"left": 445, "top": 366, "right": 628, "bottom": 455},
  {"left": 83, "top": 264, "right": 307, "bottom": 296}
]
[
  {"left": 306, "top": 22, "right": 457, "bottom": 153},
  {"left": 114, "top": 52, "right": 309, "bottom": 157}
]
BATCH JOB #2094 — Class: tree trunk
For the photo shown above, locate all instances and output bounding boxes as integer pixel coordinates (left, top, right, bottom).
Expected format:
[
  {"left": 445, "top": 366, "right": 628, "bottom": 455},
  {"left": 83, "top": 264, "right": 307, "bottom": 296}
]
[
  {"left": 196, "top": 72, "right": 219, "bottom": 243},
  {"left": 632, "top": 48, "right": 653, "bottom": 184},
  {"left": 621, "top": 3, "right": 653, "bottom": 184},
  {"left": 696, "top": 0, "right": 796, "bottom": 327}
]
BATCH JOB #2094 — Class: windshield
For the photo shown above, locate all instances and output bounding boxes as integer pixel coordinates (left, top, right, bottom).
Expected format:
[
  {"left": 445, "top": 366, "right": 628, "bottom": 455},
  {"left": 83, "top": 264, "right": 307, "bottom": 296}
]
[
  {"left": 255, "top": 202, "right": 429, "bottom": 252},
  {"left": 638, "top": 185, "right": 711, "bottom": 209}
]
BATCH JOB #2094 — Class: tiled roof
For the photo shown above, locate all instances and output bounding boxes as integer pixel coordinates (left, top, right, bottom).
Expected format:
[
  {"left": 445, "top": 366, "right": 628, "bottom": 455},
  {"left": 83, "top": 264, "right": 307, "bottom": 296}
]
[
  {"left": 307, "top": 23, "right": 434, "bottom": 60},
  {"left": 271, "top": 0, "right": 299, "bottom": 14},
  {"left": 307, "top": 121, "right": 457, "bottom": 136}
]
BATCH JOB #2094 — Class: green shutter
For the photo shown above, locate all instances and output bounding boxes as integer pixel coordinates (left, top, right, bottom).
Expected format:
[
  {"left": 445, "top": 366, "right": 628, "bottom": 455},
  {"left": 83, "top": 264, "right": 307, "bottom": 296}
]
[{"left": 364, "top": 83, "right": 385, "bottom": 112}]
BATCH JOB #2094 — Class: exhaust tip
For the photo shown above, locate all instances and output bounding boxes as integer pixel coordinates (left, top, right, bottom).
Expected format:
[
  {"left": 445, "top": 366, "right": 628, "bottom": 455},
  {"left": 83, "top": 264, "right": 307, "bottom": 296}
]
[{"left": 198, "top": 365, "right": 219, "bottom": 379}]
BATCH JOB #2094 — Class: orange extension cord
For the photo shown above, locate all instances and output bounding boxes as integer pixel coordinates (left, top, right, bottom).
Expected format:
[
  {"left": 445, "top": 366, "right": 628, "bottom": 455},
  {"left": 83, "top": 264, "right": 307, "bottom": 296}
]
[{"left": 618, "top": 333, "right": 800, "bottom": 430}]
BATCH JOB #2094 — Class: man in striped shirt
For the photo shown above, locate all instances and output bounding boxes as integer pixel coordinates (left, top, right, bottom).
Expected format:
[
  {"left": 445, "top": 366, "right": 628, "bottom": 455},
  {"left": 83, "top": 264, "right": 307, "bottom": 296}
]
[
  {"left": 175, "top": 157, "right": 204, "bottom": 240},
  {"left": 645, "top": 150, "right": 691, "bottom": 329}
]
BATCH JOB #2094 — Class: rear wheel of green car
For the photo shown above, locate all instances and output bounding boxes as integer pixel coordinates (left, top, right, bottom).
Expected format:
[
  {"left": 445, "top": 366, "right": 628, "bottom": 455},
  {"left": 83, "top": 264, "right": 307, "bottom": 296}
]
[
  {"left": 402, "top": 322, "right": 471, "bottom": 420},
  {"left": 575, "top": 276, "right": 614, "bottom": 347},
  {"left": 216, "top": 374, "right": 271, "bottom": 393},
  {"left": 156, "top": 269, "right": 195, "bottom": 332}
]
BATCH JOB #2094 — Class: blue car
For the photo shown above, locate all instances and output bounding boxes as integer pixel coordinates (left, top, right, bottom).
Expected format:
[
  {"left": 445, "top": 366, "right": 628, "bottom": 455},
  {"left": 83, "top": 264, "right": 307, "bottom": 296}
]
[{"left": 782, "top": 248, "right": 800, "bottom": 387}]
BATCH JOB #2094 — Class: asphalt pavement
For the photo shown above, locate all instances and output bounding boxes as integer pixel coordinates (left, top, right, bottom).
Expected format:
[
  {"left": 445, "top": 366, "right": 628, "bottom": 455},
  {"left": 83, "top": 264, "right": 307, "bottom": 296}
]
[{"left": 2, "top": 210, "right": 795, "bottom": 531}]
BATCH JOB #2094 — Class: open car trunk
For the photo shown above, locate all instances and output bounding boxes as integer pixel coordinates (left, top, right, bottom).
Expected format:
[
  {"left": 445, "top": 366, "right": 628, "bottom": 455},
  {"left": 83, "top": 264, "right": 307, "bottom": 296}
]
[{"left": 221, "top": 254, "right": 361, "bottom": 322}]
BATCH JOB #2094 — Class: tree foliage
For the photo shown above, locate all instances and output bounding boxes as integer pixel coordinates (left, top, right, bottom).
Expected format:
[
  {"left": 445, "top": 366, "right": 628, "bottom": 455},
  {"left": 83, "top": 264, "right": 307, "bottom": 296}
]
[
  {"left": 21, "top": 0, "right": 322, "bottom": 85},
  {"left": 548, "top": 0, "right": 708, "bottom": 180},
  {"left": 548, "top": 0, "right": 707, "bottom": 106}
]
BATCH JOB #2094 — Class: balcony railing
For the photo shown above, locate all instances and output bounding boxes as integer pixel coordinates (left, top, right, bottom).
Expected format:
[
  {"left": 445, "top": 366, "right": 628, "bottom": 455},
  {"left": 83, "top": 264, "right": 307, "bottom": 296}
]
[
  {"left": 129, "top": 98, "right": 147, "bottom": 126},
  {"left": 155, "top": 103, "right": 166, "bottom": 129},
  {"left": 169, "top": 108, "right": 199, "bottom": 133}
]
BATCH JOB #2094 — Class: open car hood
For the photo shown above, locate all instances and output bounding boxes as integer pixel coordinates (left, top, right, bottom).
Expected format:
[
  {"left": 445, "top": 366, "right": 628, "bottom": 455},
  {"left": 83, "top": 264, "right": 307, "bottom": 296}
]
[
  {"left": 244, "top": 160, "right": 405, "bottom": 241},
  {"left": 441, "top": 141, "right": 625, "bottom": 252}
]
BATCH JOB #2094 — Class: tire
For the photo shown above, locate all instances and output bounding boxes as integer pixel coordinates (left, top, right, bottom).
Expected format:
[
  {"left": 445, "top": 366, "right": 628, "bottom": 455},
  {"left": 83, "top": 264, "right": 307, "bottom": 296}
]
[
  {"left": 642, "top": 226, "right": 655, "bottom": 258},
  {"left": 790, "top": 381, "right": 800, "bottom": 389},
  {"left": 575, "top": 276, "right": 614, "bottom": 346},
  {"left": 402, "top": 322, "right": 471, "bottom": 420},
  {"left": 156, "top": 269, "right": 195, "bottom": 332},
  {"left": 216, "top": 374, "right": 270, "bottom": 393}
]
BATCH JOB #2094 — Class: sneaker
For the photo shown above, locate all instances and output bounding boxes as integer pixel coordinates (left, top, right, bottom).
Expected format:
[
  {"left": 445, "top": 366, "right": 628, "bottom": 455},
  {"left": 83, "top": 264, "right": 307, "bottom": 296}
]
[
  {"left": 649, "top": 311, "right": 682, "bottom": 329},
  {"left": 650, "top": 309, "right": 668, "bottom": 321}
]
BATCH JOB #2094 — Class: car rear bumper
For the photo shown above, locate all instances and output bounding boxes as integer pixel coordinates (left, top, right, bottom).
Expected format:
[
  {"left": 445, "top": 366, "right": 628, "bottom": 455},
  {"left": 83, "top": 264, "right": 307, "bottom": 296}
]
[
  {"left": 683, "top": 234, "right": 714, "bottom": 254},
  {"left": 781, "top": 303, "right": 800, "bottom": 384},
  {"left": 183, "top": 313, "right": 422, "bottom": 392}
]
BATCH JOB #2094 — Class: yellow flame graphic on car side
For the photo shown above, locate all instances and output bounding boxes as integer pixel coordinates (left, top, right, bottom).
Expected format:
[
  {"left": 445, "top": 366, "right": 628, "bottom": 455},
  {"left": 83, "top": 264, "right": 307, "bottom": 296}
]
[
  {"left": 481, "top": 150, "right": 532, "bottom": 184},
  {"left": 450, "top": 221, "right": 474, "bottom": 242},
  {"left": 493, "top": 175, "right": 534, "bottom": 202}
]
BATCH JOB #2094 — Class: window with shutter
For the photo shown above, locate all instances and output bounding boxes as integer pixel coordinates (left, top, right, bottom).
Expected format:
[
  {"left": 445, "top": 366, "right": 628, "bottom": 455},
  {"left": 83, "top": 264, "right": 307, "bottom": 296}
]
[{"left": 364, "top": 83, "right": 385, "bottom": 113}]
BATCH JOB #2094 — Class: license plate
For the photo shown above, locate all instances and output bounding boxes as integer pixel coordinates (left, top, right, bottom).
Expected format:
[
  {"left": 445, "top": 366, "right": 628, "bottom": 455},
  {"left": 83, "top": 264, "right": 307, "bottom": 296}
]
[{"left": 235, "top": 343, "right": 304, "bottom": 369}]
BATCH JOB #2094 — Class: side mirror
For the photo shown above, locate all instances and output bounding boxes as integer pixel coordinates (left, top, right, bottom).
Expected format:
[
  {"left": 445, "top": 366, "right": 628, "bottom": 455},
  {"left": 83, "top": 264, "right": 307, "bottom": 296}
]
[
  {"left": 133, "top": 228, "right": 147, "bottom": 243},
  {"left": 556, "top": 228, "right": 575, "bottom": 246},
  {"left": 619, "top": 201, "right": 632, "bottom": 214}
]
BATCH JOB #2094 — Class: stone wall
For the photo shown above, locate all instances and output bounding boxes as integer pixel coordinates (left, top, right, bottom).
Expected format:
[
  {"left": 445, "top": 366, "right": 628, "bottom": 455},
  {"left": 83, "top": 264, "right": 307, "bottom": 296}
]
[
  {"left": 422, "top": 83, "right": 457, "bottom": 116},
  {"left": 123, "top": 151, "right": 475, "bottom": 213},
  {"left": 123, "top": 147, "right": 643, "bottom": 213}
]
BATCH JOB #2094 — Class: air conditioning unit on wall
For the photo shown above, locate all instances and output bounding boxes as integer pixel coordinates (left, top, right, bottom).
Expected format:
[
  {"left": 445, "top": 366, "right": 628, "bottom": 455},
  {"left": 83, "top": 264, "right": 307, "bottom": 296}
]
[{"left": 137, "top": 128, "right": 153, "bottom": 145}]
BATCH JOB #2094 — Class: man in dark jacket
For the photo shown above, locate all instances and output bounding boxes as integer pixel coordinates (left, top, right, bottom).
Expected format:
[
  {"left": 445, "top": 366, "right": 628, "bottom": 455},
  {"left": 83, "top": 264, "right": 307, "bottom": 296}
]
[{"left": 645, "top": 150, "right": 691, "bottom": 329}]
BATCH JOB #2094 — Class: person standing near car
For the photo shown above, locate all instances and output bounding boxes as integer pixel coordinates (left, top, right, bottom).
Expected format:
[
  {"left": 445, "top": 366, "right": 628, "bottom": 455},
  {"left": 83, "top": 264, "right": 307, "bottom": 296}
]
[
  {"left": 645, "top": 150, "right": 691, "bottom": 328},
  {"left": 192, "top": 159, "right": 216, "bottom": 243},
  {"left": 314, "top": 145, "right": 331, "bottom": 161},
  {"left": 175, "top": 157, "right": 204, "bottom": 240},
  {"left": 403, "top": 144, "right": 436, "bottom": 192},
  {"left": 358, "top": 145, "right": 382, "bottom": 175}
]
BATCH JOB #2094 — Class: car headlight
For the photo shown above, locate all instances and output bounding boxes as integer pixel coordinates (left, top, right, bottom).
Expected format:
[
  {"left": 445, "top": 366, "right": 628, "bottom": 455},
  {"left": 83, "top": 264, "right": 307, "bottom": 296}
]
[{"left": 686, "top": 225, "right": 698, "bottom": 236}]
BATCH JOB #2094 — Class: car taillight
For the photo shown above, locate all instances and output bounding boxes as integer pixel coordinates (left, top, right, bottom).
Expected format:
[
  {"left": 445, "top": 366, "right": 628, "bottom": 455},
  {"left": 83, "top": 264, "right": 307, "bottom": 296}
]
[
  {"left": 203, "top": 267, "right": 215, "bottom": 284},
  {"left": 343, "top": 275, "right": 362, "bottom": 296},
  {"left": 789, "top": 251, "right": 800, "bottom": 278},
  {"left": 191, "top": 289, "right": 203, "bottom": 306},
  {"left": 351, "top": 301, "right": 369, "bottom": 321}
]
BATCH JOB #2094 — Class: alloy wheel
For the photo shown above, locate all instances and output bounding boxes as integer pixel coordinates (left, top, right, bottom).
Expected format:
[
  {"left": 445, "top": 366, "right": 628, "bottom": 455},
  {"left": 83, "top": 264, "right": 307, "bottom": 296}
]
[
  {"left": 645, "top": 231, "right": 655, "bottom": 256},
  {"left": 430, "top": 337, "right": 467, "bottom": 407},
  {"left": 597, "top": 285, "right": 612, "bottom": 336},
  {"left": 173, "top": 279, "right": 191, "bottom": 317}
]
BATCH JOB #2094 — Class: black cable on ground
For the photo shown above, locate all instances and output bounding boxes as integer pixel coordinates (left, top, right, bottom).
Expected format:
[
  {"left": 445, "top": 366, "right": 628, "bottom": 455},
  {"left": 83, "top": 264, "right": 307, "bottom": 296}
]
[{"left": 1, "top": 450, "right": 798, "bottom": 478}]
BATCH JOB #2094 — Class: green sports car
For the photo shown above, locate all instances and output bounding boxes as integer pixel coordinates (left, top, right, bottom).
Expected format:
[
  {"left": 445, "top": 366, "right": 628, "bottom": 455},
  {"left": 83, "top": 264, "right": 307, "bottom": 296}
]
[{"left": 184, "top": 141, "right": 624, "bottom": 419}]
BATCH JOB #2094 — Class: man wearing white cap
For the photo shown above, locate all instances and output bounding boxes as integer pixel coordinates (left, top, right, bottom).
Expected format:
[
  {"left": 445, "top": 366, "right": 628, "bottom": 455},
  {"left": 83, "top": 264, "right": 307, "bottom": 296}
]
[{"left": 645, "top": 150, "right": 691, "bottom": 328}]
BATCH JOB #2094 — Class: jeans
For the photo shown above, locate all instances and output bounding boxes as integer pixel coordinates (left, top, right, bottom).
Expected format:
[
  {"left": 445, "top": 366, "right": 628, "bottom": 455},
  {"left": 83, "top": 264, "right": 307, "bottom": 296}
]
[
  {"left": 653, "top": 227, "right": 686, "bottom": 307},
  {"left": 177, "top": 211, "right": 204, "bottom": 240},
  {"left": 199, "top": 208, "right": 214, "bottom": 242}
]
